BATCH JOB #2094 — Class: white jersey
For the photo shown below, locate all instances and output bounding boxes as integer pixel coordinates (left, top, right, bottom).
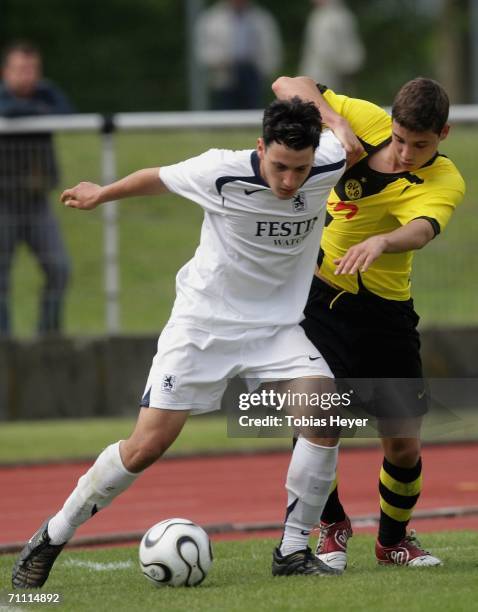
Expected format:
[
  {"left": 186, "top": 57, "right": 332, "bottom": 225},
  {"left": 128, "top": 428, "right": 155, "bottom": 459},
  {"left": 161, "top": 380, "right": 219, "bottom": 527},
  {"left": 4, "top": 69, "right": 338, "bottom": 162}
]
[{"left": 160, "top": 130, "right": 345, "bottom": 329}]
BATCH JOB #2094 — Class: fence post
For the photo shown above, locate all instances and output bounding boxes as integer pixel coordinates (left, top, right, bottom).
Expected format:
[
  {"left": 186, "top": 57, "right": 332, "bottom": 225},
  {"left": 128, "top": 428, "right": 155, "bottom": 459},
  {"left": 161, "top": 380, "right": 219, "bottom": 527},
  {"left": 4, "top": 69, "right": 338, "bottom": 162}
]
[
  {"left": 472, "top": 0, "right": 478, "bottom": 103},
  {"left": 101, "top": 115, "right": 120, "bottom": 334},
  {"left": 185, "top": 0, "right": 206, "bottom": 111}
]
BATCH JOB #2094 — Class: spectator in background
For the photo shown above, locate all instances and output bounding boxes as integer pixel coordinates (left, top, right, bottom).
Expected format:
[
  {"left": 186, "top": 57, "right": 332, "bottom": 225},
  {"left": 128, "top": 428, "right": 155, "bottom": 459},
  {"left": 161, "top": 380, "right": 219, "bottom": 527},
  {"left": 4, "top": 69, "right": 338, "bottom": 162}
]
[
  {"left": 0, "top": 41, "right": 73, "bottom": 337},
  {"left": 195, "top": 0, "right": 283, "bottom": 109},
  {"left": 299, "top": 0, "right": 365, "bottom": 91}
]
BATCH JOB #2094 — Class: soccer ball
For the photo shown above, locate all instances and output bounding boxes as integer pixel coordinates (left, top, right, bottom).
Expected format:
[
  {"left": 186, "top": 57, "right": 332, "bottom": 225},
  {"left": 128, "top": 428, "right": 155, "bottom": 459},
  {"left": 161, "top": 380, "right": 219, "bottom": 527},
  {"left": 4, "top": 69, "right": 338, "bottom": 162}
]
[{"left": 139, "top": 518, "right": 213, "bottom": 587}]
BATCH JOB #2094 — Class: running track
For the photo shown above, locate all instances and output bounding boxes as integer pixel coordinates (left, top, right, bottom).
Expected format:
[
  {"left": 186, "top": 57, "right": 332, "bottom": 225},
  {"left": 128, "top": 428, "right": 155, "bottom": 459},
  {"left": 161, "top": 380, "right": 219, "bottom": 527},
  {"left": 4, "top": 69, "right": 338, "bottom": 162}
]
[{"left": 1, "top": 443, "right": 477, "bottom": 551}]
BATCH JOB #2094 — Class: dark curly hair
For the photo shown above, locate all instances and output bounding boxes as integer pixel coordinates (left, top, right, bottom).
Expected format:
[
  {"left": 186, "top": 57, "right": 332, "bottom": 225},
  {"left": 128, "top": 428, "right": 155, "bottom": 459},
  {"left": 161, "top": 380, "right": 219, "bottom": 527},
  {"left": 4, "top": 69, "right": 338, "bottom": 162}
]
[{"left": 262, "top": 96, "right": 322, "bottom": 151}]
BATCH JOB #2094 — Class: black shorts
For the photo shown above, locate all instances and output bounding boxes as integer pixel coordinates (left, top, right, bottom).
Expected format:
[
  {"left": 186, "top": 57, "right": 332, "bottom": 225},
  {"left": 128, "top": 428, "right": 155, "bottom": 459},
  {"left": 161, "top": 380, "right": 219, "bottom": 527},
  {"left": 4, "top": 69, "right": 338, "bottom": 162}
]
[{"left": 301, "top": 276, "right": 427, "bottom": 419}]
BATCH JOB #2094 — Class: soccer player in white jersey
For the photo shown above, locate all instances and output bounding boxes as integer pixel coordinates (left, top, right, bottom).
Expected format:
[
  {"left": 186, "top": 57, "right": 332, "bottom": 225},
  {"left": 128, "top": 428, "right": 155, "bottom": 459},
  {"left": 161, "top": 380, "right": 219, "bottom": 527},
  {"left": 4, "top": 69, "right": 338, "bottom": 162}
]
[{"left": 12, "top": 97, "right": 346, "bottom": 588}]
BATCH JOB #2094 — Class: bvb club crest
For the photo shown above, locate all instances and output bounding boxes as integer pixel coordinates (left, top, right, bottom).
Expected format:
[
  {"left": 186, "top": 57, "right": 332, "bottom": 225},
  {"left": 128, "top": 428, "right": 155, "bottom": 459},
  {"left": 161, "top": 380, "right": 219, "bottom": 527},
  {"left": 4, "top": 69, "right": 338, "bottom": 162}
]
[{"left": 344, "top": 179, "right": 363, "bottom": 200}]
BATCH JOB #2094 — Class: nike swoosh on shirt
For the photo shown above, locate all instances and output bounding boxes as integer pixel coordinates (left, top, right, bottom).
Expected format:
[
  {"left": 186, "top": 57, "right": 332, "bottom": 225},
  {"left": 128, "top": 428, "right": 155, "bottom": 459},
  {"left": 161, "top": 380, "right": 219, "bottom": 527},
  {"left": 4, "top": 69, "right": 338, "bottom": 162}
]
[
  {"left": 309, "top": 356, "right": 322, "bottom": 361},
  {"left": 244, "top": 188, "right": 268, "bottom": 195}
]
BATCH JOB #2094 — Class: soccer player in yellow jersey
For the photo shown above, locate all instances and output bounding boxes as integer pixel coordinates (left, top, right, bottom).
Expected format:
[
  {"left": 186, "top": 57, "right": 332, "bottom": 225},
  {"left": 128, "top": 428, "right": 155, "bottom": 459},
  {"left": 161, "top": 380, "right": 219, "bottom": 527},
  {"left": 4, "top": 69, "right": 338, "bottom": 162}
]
[{"left": 273, "top": 75, "right": 465, "bottom": 568}]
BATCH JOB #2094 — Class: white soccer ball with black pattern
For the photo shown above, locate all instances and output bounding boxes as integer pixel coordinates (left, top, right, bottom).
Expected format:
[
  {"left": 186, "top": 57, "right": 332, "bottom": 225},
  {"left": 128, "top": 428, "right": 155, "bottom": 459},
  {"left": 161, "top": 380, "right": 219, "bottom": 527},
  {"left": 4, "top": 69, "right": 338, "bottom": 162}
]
[{"left": 139, "top": 518, "right": 213, "bottom": 587}]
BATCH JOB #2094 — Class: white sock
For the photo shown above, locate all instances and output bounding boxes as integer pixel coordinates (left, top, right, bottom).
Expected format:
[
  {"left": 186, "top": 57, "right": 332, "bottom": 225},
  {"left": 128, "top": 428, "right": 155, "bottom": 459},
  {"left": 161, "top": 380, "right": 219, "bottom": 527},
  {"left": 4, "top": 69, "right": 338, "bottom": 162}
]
[
  {"left": 48, "top": 441, "right": 139, "bottom": 544},
  {"left": 280, "top": 437, "right": 338, "bottom": 556}
]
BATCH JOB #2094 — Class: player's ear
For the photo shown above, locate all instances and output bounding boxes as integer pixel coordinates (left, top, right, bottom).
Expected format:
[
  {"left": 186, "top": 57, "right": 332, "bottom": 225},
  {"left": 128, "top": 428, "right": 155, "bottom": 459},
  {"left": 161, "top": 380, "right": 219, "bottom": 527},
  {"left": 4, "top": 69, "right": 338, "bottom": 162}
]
[
  {"left": 439, "top": 124, "right": 450, "bottom": 141},
  {"left": 257, "top": 137, "right": 266, "bottom": 160}
]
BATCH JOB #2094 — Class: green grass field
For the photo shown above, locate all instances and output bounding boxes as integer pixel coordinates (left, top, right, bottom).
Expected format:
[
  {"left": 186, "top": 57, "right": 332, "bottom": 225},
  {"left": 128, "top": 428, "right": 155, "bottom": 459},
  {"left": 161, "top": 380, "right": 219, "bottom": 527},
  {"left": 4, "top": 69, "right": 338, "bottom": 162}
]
[
  {"left": 1, "top": 533, "right": 477, "bottom": 612},
  {"left": 0, "top": 416, "right": 294, "bottom": 464},
  {"left": 1, "top": 409, "right": 477, "bottom": 464},
  {"left": 9, "top": 125, "right": 478, "bottom": 336}
]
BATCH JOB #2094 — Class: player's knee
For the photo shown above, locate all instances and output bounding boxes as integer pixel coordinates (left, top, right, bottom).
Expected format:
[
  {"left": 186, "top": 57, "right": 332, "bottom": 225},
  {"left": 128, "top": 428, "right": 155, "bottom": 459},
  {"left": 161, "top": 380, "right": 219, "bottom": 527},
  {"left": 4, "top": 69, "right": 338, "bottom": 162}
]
[
  {"left": 121, "top": 437, "right": 167, "bottom": 472},
  {"left": 384, "top": 439, "right": 420, "bottom": 467}
]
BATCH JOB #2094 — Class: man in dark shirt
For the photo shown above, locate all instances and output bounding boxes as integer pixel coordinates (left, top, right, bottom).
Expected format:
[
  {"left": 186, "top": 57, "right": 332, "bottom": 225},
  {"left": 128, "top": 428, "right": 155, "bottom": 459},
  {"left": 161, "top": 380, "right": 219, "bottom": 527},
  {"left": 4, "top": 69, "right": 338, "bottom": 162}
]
[{"left": 0, "top": 41, "right": 73, "bottom": 336}]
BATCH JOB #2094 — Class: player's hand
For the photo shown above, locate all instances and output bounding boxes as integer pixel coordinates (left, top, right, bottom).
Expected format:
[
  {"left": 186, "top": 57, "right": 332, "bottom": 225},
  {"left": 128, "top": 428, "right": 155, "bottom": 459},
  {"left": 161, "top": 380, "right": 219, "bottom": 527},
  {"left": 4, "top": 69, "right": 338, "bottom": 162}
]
[
  {"left": 331, "top": 118, "right": 364, "bottom": 167},
  {"left": 334, "top": 235, "right": 387, "bottom": 275},
  {"left": 272, "top": 76, "right": 364, "bottom": 166},
  {"left": 60, "top": 182, "right": 102, "bottom": 210}
]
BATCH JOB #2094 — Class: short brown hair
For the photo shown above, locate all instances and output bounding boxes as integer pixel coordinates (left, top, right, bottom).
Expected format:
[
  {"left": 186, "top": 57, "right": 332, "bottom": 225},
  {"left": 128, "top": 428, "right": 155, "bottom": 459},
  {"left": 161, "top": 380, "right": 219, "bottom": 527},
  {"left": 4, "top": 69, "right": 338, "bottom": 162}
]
[{"left": 392, "top": 77, "right": 449, "bottom": 135}]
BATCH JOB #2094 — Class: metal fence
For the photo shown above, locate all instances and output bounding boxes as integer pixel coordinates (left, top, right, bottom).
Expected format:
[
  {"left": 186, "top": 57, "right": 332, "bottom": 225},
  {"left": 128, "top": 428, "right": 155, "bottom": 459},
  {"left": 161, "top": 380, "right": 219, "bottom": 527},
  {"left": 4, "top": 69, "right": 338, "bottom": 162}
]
[{"left": 0, "top": 107, "right": 477, "bottom": 336}]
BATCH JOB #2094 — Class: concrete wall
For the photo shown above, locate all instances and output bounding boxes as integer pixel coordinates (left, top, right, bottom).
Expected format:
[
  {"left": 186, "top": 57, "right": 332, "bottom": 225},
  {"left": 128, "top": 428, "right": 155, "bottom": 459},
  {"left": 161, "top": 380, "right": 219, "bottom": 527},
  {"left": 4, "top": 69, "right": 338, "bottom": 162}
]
[
  {"left": 0, "top": 329, "right": 477, "bottom": 420},
  {"left": 420, "top": 328, "right": 478, "bottom": 377},
  {"left": 0, "top": 336, "right": 156, "bottom": 420}
]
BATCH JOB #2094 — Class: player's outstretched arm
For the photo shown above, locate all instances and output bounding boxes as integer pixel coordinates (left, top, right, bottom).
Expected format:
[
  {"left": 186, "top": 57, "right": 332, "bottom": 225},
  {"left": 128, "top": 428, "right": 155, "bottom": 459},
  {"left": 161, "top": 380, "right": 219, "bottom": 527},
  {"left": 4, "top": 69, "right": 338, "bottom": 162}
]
[
  {"left": 334, "top": 219, "right": 436, "bottom": 275},
  {"left": 272, "top": 76, "right": 363, "bottom": 166},
  {"left": 60, "top": 168, "right": 169, "bottom": 210}
]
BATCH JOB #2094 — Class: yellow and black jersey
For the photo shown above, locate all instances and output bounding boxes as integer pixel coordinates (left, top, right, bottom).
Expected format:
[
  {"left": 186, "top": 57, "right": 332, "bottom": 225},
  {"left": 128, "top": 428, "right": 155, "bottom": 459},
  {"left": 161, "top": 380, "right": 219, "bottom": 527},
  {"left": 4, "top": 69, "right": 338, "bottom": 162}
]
[{"left": 318, "top": 87, "right": 466, "bottom": 301}]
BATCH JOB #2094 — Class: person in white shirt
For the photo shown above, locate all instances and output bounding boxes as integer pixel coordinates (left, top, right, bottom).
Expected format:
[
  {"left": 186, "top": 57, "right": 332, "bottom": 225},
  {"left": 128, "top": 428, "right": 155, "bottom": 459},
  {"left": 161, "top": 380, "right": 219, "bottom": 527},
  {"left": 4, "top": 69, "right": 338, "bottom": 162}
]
[
  {"left": 12, "top": 97, "right": 346, "bottom": 588},
  {"left": 195, "top": 0, "right": 283, "bottom": 109},
  {"left": 300, "top": 0, "right": 365, "bottom": 92}
]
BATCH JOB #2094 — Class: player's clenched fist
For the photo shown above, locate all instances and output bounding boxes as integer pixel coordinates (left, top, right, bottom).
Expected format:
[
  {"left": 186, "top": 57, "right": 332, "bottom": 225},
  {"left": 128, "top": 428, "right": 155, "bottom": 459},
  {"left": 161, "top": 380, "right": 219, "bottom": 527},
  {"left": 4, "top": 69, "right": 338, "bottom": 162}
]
[{"left": 60, "top": 182, "right": 102, "bottom": 210}]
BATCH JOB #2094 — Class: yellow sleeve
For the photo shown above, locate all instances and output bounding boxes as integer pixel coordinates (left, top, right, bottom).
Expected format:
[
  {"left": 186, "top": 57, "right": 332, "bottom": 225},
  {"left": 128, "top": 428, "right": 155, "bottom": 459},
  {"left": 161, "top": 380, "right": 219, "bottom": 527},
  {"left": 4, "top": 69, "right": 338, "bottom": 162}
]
[
  {"left": 322, "top": 88, "right": 391, "bottom": 146},
  {"left": 390, "top": 172, "right": 465, "bottom": 234}
]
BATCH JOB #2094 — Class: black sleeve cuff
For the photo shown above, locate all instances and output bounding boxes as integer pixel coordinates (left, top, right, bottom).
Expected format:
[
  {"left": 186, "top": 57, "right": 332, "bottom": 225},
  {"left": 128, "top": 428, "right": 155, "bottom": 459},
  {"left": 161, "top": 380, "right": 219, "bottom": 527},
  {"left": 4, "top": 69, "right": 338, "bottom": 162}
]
[{"left": 413, "top": 216, "right": 441, "bottom": 237}]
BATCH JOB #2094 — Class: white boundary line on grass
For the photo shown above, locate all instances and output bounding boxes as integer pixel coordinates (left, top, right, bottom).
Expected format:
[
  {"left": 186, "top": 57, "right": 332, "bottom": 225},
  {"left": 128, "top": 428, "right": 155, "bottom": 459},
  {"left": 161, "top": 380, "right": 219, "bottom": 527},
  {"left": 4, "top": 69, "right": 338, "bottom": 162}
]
[{"left": 63, "top": 559, "right": 134, "bottom": 571}]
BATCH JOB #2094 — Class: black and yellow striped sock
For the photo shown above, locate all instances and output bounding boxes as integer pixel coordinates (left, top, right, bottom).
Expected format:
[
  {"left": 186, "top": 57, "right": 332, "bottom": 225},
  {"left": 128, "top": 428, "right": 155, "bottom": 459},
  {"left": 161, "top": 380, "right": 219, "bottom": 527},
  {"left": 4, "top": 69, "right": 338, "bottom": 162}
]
[
  {"left": 378, "top": 457, "right": 422, "bottom": 546},
  {"left": 320, "top": 477, "right": 346, "bottom": 524}
]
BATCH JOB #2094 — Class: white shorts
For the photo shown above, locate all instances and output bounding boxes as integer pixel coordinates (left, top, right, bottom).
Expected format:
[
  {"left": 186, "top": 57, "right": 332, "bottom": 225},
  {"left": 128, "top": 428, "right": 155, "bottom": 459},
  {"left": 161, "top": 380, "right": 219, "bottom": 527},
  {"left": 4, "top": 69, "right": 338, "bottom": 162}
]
[{"left": 140, "top": 322, "right": 333, "bottom": 414}]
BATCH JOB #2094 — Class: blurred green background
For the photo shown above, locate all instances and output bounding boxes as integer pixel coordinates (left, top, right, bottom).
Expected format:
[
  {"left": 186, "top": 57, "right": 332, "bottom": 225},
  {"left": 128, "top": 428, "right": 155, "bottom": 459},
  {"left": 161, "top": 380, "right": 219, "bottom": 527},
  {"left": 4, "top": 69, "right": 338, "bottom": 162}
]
[{"left": 0, "top": 0, "right": 472, "bottom": 111}]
